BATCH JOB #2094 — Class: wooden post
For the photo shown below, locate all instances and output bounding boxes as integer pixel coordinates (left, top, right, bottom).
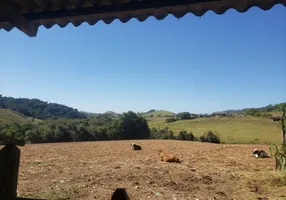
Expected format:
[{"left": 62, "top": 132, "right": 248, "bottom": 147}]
[
  {"left": 282, "top": 107, "right": 285, "bottom": 144},
  {"left": 282, "top": 130, "right": 285, "bottom": 144},
  {"left": 111, "top": 188, "right": 130, "bottom": 200},
  {"left": 0, "top": 144, "right": 21, "bottom": 200},
  {"left": 275, "top": 156, "right": 280, "bottom": 170}
]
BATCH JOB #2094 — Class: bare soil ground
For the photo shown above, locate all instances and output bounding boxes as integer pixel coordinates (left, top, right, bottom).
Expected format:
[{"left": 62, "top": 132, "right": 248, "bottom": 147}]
[{"left": 13, "top": 140, "right": 286, "bottom": 200}]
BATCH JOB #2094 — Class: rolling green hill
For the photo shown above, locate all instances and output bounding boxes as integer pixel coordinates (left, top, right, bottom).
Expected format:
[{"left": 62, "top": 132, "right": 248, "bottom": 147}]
[
  {"left": 147, "top": 116, "right": 282, "bottom": 144},
  {"left": 0, "top": 94, "right": 85, "bottom": 119},
  {"left": 221, "top": 102, "right": 286, "bottom": 116},
  {"left": 0, "top": 94, "right": 284, "bottom": 145}
]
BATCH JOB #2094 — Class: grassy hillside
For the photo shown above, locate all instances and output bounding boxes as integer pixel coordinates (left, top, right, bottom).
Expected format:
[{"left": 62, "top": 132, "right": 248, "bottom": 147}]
[
  {"left": 0, "top": 108, "right": 41, "bottom": 124},
  {"left": 140, "top": 110, "right": 176, "bottom": 117},
  {"left": 0, "top": 108, "right": 282, "bottom": 144},
  {"left": 221, "top": 102, "right": 286, "bottom": 116},
  {"left": 0, "top": 94, "right": 85, "bottom": 119},
  {"left": 147, "top": 116, "right": 281, "bottom": 144}
]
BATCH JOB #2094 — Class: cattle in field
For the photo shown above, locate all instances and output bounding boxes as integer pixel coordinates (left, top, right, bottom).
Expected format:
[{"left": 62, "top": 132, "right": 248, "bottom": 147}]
[
  {"left": 252, "top": 149, "right": 270, "bottom": 158},
  {"left": 131, "top": 143, "right": 142, "bottom": 150},
  {"left": 158, "top": 149, "right": 181, "bottom": 163},
  {"left": 270, "top": 116, "right": 282, "bottom": 122}
]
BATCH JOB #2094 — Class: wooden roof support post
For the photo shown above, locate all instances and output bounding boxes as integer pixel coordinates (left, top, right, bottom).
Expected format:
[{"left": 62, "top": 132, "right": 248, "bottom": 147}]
[{"left": 0, "top": 144, "right": 21, "bottom": 199}]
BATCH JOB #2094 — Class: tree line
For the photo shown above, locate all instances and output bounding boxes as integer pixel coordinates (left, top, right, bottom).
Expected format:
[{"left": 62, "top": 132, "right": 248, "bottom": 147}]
[
  {"left": 0, "top": 111, "right": 220, "bottom": 144},
  {"left": 0, "top": 111, "right": 149, "bottom": 143}
]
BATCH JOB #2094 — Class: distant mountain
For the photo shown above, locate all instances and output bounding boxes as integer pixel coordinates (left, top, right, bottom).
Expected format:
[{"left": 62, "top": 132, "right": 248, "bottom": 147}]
[
  {"left": 0, "top": 95, "right": 85, "bottom": 119},
  {"left": 81, "top": 111, "right": 101, "bottom": 118},
  {"left": 81, "top": 111, "right": 121, "bottom": 118},
  {"left": 103, "top": 111, "right": 122, "bottom": 118},
  {"left": 1, "top": 93, "right": 284, "bottom": 121},
  {"left": 140, "top": 110, "right": 176, "bottom": 117},
  {"left": 219, "top": 109, "right": 244, "bottom": 114},
  {"left": 218, "top": 102, "right": 286, "bottom": 115}
]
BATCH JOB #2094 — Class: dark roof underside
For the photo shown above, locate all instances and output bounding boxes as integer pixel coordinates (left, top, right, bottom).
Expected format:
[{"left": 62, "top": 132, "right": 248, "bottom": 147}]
[{"left": 0, "top": 0, "right": 285, "bottom": 37}]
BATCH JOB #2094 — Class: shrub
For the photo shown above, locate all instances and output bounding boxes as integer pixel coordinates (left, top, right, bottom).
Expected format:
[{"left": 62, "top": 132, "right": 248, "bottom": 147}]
[
  {"left": 243, "top": 108, "right": 261, "bottom": 117},
  {"left": 25, "top": 130, "right": 43, "bottom": 143},
  {"left": 200, "top": 130, "right": 220, "bottom": 143},
  {"left": 270, "top": 143, "right": 286, "bottom": 172},
  {"left": 166, "top": 118, "right": 177, "bottom": 123},
  {"left": 150, "top": 127, "right": 176, "bottom": 140},
  {"left": 177, "top": 130, "right": 196, "bottom": 141}
]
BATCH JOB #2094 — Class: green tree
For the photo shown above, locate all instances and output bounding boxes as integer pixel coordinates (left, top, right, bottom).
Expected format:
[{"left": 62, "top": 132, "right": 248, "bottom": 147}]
[
  {"left": 244, "top": 108, "right": 261, "bottom": 117},
  {"left": 41, "top": 127, "right": 55, "bottom": 143},
  {"left": 150, "top": 127, "right": 175, "bottom": 140},
  {"left": 117, "top": 111, "right": 150, "bottom": 139},
  {"left": 53, "top": 125, "right": 72, "bottom": 142},
  {"left": 25, "top": 130, "right": 43, "bottom": 143},
  {"left": 76, "top": 125, "right": 94, "bottom": 141},
  {"left": 177, "top": 112, "right": 191, "bottom": 119}
]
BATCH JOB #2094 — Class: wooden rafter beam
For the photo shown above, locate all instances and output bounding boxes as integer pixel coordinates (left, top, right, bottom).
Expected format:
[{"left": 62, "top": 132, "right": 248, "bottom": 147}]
[
  {"left": 23, "top": 0, "right": 219, "bottom": 21},
  {"left": 16, "top": 198, "right": 46, "bottom": 200},
  {"left": 0, "top": 1, "right": 38, "bottom": 37}
]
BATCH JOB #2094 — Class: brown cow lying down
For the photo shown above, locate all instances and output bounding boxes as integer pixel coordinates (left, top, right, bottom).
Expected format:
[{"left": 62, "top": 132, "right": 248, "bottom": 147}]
[
  {"left": 131, "top": 143, "right": 142, "bottom": 150},
  {"left": 158, "top": 149, "right": 181, "bottom": 163},
  {"left": 252, "top": 149, "right": 270, "bottom": 158}
]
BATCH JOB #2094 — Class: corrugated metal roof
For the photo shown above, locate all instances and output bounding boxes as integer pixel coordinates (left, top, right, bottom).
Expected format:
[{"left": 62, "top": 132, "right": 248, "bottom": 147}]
[{"left": 0, "top": 0, "right": 285, "bottom": 37}]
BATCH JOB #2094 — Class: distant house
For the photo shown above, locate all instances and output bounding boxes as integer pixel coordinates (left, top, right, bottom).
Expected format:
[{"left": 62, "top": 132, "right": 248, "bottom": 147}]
[{"left": 191, "top": 113, "right": 200, "bottom": 118}]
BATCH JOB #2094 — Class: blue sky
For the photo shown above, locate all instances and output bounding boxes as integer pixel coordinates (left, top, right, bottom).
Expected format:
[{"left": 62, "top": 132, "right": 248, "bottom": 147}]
[{"left": 0, "top": 5, "right": 285, "bottom": 114}]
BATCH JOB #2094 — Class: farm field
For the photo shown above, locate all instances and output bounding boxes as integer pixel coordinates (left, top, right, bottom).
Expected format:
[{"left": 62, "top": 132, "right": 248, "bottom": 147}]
[
  {"left": 15, "top": 140, "right": 286, "bottom": 200},
  {"left": 147, "top": 116, "right": 281, "bottom": 144}
]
